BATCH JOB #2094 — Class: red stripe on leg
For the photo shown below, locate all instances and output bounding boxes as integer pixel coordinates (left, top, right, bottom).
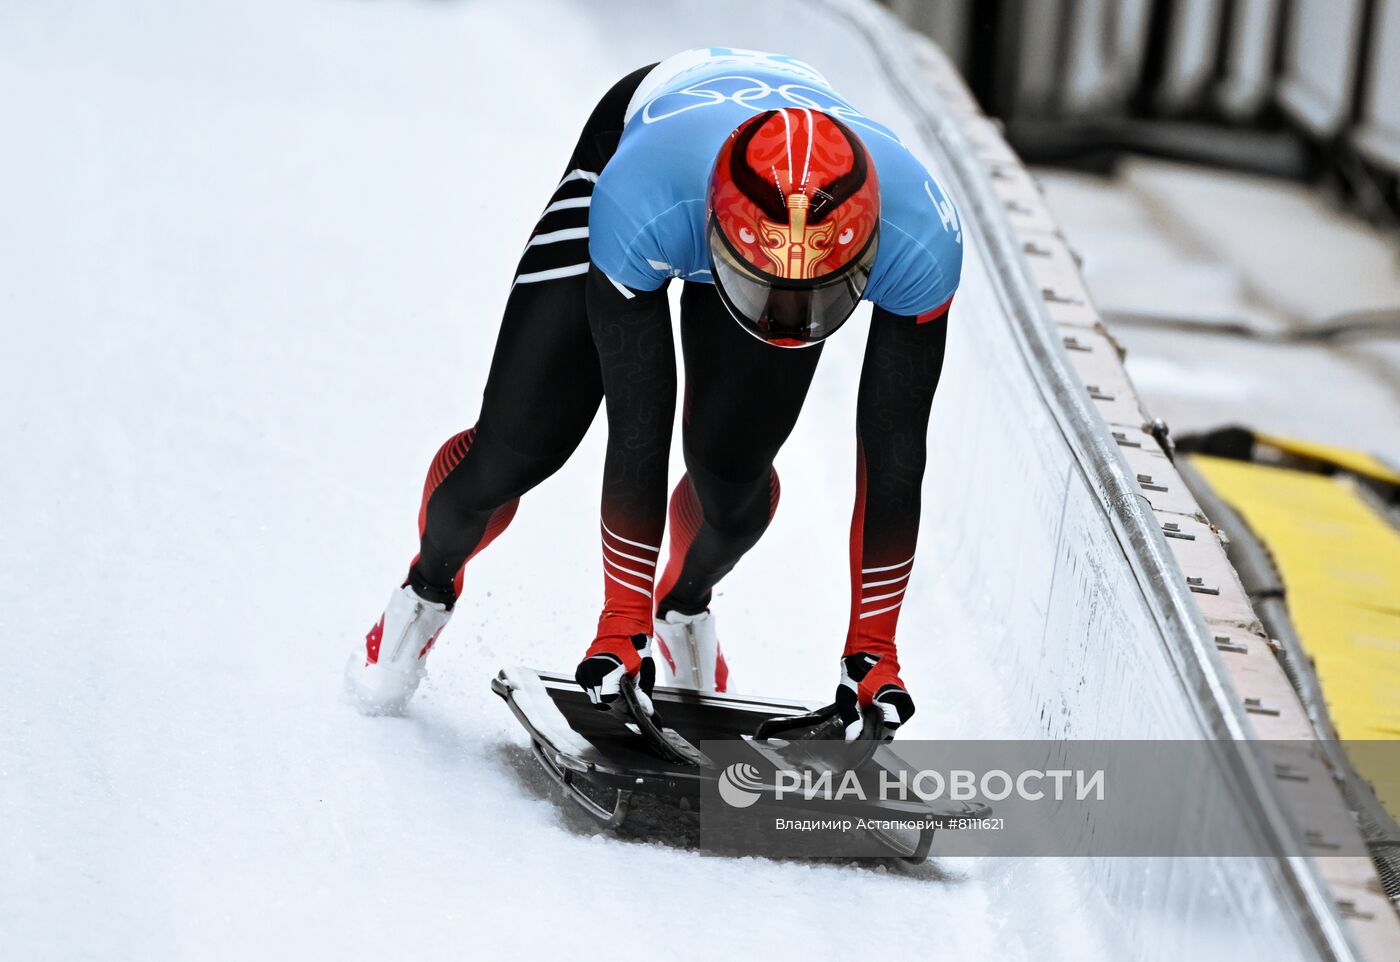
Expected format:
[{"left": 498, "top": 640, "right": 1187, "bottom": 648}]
[
  {"left": 469, "top": 498, "right": 520, "bottom": 562},
  {"left": 654, "top": 475, "right": 703, "bottom": 612},
  {"left": 418, "top": 427, "right": 477, "bottom": 536},
  {"left": 410, "top": 429, "right": 515, "bottom": 604},
  {"left": 453, "top": 498, "right": 522, "bottom": 597}
]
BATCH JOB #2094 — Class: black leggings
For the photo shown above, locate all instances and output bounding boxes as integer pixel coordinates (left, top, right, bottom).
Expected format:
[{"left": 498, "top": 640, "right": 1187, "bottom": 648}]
[
  {"left": 408, "top": 65, "right": 823, "bottom": 621},
  {"left": 653, "top": 283, "right": 822, "bottom": 615}
]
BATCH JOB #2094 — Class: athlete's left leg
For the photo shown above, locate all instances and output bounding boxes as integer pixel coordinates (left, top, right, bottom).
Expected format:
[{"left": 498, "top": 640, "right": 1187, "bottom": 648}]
[{"left": 654, "top": 282, "right": 825, "bottom": 618}]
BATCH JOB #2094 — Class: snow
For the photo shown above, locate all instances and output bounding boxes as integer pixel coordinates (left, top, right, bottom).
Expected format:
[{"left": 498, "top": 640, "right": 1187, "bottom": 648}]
[
  {"left": 1037, "top": 161, "right": 1400, "bottom": 465},
  {"left": 0, "top": 2, "right": 1115, "bottom": 959}
]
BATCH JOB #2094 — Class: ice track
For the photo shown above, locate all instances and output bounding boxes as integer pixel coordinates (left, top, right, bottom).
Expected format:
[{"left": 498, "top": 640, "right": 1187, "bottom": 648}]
[{"left": 0, "top": 2, "right": 1325, "bottom": 960}]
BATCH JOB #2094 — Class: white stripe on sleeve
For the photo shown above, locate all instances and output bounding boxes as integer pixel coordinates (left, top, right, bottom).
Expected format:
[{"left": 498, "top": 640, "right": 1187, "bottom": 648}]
[
  {"left": 513, "top": 263, "right": 589, "bottom": 286},
  {"left": 542, "top": 196, "right": 591, "bottom": 215},
  {"left": 556, "top": 169, "right": 599, "bottom": 188},
  {"left": 526, "top": 227, "right": 589, "bottom": 248}
]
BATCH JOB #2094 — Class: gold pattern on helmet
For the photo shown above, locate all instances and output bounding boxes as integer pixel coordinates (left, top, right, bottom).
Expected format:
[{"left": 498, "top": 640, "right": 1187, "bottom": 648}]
[{"left": 707, "top": 108, "right": 881, "bottom": 346}]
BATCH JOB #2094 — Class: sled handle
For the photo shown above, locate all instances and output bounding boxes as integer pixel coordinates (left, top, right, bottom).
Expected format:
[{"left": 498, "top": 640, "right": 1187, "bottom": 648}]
[
  {"left": 617, "top": 676, "right": 706, "bottom": 767},
  {"left": 529, "top": 739, "right": 632, "bottom": 828}
]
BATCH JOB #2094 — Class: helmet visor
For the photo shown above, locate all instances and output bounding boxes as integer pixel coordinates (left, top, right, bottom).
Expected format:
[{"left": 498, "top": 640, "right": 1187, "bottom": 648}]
[{"left": 708, "top": 219, "right": 877, "bottom": 346}]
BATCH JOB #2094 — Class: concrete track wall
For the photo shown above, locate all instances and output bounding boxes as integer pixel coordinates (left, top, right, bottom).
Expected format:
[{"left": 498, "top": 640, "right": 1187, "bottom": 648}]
[{"left": 833, "top": 2, "right": 1380, "bottom": 959}]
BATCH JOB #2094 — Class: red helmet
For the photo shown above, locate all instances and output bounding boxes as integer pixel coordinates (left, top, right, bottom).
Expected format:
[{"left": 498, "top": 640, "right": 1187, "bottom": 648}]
[{"left": 707, "top": 108, "right": 880, "bottom": 348}]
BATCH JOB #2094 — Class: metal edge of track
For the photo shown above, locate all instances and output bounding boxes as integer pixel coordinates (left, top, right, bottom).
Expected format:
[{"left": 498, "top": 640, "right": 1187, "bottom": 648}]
[{"left": 816, "top": 1, "right": 1364, "bottom": 959}]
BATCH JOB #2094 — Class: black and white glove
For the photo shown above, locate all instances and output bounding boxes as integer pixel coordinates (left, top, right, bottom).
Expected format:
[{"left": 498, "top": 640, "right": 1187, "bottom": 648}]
[
  {"left": 575, "top": 633, "right": 655, "bottom": 715},
  {"left": 834, "top": 652, "right": 915, "bottom": 741}
]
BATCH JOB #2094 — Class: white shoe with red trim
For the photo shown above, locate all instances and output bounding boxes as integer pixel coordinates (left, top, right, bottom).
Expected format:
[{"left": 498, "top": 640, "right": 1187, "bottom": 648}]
[
  {"left": 653, "top": 609, "right": 728, "bottom": 692},
  {"left": 344, "top": 585, "right": 452, "bottom": 715}
]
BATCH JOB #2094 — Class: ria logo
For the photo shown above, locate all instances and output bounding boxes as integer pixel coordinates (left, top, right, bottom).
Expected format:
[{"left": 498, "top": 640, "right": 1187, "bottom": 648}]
[{"left": 717, "top": 762, "right": 765, "bottom": 808}]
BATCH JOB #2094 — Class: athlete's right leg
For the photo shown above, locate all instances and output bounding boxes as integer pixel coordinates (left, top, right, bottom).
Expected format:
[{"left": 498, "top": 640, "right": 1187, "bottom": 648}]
[
  {"left": 409, "top": 61, "right": 658, "bottom": 607},
  {"left": 408, "top": 61, "right": 663, "bottom": 610},
  {"left": 348, "top": 195, "right": 602, "bottom": 715},
  {"left": 407, "top": 270, "right": 603, "bottom": 609},
  {"left": 348, "top": 65, "right": 654, "bottom": 714}
]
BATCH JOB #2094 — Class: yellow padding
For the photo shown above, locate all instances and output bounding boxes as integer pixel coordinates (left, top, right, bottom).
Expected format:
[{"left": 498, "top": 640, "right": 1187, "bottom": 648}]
[
  {"left": 1253, "top": 431, "right": 1400, "bottom": 486},
  {"left": 1192, "top": 454, "right": 1400, "bottom": 813}
]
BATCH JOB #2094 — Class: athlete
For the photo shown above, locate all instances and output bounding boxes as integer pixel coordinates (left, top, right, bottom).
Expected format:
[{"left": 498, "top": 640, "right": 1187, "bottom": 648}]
[{"left": 345, "top": 49, "right": 962, "bottom": 739}]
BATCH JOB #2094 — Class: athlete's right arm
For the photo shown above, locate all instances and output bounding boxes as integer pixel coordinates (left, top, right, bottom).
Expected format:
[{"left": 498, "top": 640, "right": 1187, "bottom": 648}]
[
  {"left": 576, "top": 147, "right": 686, "bottom": 661},
  {"left": 583, "top": 264, "right": 675, "bottom": 653}
]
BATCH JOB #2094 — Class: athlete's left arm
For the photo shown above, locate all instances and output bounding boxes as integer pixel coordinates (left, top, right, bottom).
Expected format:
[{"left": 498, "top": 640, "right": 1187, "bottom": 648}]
[{"left": 835, "top": 302, "right": 949, "bottom": 736}]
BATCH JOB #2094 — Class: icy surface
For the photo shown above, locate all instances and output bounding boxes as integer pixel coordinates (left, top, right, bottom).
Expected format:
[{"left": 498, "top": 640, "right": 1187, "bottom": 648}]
[
  {"left": 0, "top": 2, "right": 1117, "bottom": 960},
  {"left": 1039, "top": 162, "right": 1400, "bottom": 464}
]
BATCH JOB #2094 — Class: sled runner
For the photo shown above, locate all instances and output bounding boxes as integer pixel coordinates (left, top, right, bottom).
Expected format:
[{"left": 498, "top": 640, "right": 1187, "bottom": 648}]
[{"left": 492, "top": 667, "right": 990, "bottom": 863}]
